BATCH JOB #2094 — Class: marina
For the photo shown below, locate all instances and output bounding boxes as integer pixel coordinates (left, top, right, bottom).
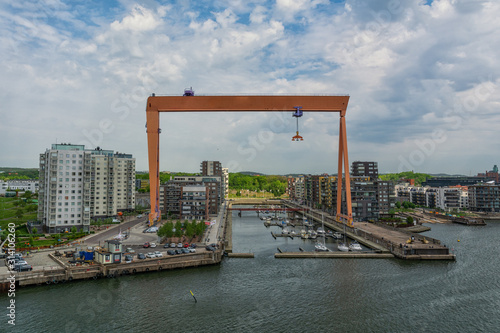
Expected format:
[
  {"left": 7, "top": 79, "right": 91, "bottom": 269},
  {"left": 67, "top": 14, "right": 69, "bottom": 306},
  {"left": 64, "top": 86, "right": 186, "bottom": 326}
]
[
  {"left": 2, "top": 199, "right": 457, "bottom": 292},
  {"left": 2, "top": 203, "right": 500, "bottom": 332}
]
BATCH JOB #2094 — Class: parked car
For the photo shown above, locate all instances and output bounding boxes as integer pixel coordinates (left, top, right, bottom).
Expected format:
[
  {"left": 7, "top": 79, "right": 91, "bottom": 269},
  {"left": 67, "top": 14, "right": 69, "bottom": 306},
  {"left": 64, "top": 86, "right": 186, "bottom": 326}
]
[
  {"left": 15, "top": 264, "right": 32, "bottom": 272},
  {"left": 154, "top": 251, "right": 163, "bottom": 257},
  {"left": 205, "top": 246, "right": 216, "bottom": 252},
  {"left": 146, "top": 252, "right": 156, "bottom": 258},
  {"left": 143, "top": 242, "right": 150, "bottom": 248},
  {"left": 125, "top": 247, "right": 135, "bottom": 253},
  {"left": 14, "top": 260, "right": 28, "bottom": 266},
  {"left": 188, "top": 247, "right": 196, "bottom": 253},
  {"left": 137, "top": 214, "right": 143, "bottom": 218},
  {"left": 190, "top": 243, "right": 197, "bottom": 248},
  {"left": 124, "top": 255, "right": 133, "bottom": 263},
  {"left": 137, "top": 253, "right": 146, "bottom": 260},
  {"left": 183, "top": 243, "right": 190, "bottom": 248},
  {"left": 170, "top": 243, "right": 176, "bottom": 248},
  {"left": 175, "top": 249, "right": 182, "bottom": 254},
  {"left": 181, "top": 248, "right": 190, "bottom": 254},
  {"left": 163, "top": 244, "right": 170, "bottom": 248},
  {"left": 177, "top": 243, "right": 183, "bottom": 248},
  {"left": 167, "top": 250, "right": 176, "bottom": 255},
  {"left": 150, "top": 243, "right": 157, "bottom": 248}
]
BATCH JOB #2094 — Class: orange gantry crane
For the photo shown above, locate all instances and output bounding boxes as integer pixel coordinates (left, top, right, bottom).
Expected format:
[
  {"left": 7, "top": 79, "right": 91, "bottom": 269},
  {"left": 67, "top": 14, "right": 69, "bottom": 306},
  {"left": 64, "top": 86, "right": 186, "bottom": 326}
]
[{"left": 145, "top": 93, "right": 353, "bottom": 227}]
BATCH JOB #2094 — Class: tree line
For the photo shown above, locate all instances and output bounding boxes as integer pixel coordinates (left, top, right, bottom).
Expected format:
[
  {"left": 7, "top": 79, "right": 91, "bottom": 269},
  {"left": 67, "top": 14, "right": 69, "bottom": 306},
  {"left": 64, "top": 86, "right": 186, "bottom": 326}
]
[
  {"left": 229, "top": 173, "right": 287, "bottom": 196},
  {"left": 379, "top": 171, "right": 432, "bottom": 186},
  {"left": 157, "top": 220, "right": 206, "bottom": 239}
]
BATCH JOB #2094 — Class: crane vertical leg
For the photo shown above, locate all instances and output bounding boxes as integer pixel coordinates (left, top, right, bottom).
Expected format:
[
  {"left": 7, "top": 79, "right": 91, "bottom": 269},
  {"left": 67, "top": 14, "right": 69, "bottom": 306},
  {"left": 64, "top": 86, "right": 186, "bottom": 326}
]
[
  {"left": 336, "top": 119, "right": 343, "bottom": 221},
  {"left": 147, "top": 110, "right": 161, "bottom": 225},
  {"left": 341, "top": 115, "right": 353, "bottom": 226},
  {"left": 336, "top": 114, "right": 353, "bottom": 227}
]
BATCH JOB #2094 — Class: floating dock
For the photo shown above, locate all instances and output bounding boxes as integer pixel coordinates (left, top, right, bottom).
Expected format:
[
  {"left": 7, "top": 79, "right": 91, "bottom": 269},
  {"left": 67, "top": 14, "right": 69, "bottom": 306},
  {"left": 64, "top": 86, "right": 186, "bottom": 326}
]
[
  {"left": 275, "top": 252, "right": 395, "bottom": 259},
  {"left": 227, "top": 253, "right": 254, "bottom": 258}
]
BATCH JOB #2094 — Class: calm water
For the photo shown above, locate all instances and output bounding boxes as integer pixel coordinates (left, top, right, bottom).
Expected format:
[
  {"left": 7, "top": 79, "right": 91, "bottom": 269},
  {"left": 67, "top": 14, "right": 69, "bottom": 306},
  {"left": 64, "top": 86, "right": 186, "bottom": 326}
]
[{"left": 3, "top": 210, "right": 500, "bottom": 333}]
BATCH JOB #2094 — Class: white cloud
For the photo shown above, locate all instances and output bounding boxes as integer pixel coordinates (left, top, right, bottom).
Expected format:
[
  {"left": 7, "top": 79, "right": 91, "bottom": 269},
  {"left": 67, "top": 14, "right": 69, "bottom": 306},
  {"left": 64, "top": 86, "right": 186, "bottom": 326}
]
[
  {"left": 110, "top": 5, "right": 161, "bottom": 31},
  {"left": 1, "top": 0, "right": 500, "bottom": 176}
]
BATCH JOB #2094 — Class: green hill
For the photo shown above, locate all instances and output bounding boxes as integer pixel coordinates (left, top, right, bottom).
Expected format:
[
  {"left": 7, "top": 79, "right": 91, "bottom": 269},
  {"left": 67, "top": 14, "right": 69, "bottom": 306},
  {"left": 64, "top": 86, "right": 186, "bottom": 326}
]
[{"left": 379, "top": 171, "right": 432, "bottom": 186}]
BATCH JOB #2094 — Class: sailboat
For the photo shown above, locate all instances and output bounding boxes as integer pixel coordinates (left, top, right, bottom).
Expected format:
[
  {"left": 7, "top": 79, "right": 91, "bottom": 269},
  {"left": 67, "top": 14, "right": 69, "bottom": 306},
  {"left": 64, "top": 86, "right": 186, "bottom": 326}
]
[
  {"left": 337, "top": 223, "right": 349, "bottom": 252},
  {"left": 315, "top": 214, "right": 330, "bottom": 252}
]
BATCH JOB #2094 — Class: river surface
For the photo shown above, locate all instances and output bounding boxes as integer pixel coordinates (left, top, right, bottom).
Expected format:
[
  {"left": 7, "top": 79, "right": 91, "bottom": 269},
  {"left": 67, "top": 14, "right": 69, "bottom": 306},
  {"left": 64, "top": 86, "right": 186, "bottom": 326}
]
[{"left": 2, "top": 210, "right": 500, "bottom": 333}]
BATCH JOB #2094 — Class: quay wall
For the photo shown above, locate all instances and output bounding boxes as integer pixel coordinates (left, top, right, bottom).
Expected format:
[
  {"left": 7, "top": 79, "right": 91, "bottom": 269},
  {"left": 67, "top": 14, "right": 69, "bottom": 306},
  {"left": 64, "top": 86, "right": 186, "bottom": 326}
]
[{"left": 1, "top": 251, "right": 223, "bottom": 289}]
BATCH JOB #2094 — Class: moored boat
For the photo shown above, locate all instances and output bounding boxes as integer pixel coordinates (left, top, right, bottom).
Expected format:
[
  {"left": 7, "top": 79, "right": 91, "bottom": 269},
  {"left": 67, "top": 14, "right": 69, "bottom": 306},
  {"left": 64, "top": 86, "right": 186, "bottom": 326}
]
[
  {"left": 349, "top": 241, "right": 362, "bottom": 251},
  {"left": 338, "top": 242, "right": 349, "bottom": 252}
]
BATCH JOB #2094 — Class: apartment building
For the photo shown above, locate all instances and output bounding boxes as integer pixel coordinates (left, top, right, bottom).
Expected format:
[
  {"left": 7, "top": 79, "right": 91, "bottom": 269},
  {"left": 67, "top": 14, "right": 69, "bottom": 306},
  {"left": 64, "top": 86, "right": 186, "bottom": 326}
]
[
  {"left": 351, "top": 161, "right": 378, "bottom": 179},
  {"left": 0, "top": 179, "right": 39, "bottom": 195},
  {"left": 38, "top": 144, "right": 135, "bottom": 233},
  {"left": 468, "top": 184, "right": 500, "bottom": 212},
  {"left": 201, "top": 161, "right": 228, "bottom": 202},
  {"left": 287, "top": 163, "right": 395, "bottom": 221},
  {"left": 161, "top": 175, "right": 221, "bottom": 219}
]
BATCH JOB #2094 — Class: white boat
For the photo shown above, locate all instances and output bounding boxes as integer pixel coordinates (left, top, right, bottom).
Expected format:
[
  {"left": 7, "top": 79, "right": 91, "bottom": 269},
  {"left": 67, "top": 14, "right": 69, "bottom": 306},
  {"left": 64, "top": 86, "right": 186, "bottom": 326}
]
[
  {"left": 315, "top": 217, "right": 330, "bottom": 252},
  {"left": 349, "top": 241, "right": 362, "bottom": 251},
  {"left": 300, "top": 229, "right": 308, "bottom": 239},
  {"left": 338, "top": 242, "right": 349, "bottom": 252},
  {"left": 315, "top": 241, "right": 329, "bottom": 252},
  {"left": 338, "top": 223, "right": 349, "bottom": 252},
  {"left": 282, "top": 227, "right": 289, "bottom": 235},
  {"left": 308, "top": 230, "right": 317, "bottom": 239},
  {"left": 290, "top": 230, "right": 297, "bottom": 237},
  {"left": 316, "top": 227, "right": 325, "bottom": 236},
  {"left": 333, "top": 232, "right": 343, "bottom": 239}
]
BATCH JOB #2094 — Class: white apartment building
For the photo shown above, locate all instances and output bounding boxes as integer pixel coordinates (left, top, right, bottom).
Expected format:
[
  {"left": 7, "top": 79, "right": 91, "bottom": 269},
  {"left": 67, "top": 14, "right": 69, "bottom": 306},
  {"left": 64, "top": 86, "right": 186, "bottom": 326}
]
[
  {"left": 38, "top": 144, "right": 135, "bottom": 233},
  {"left": 0, "top": 179, "right": 39, "bottom": 195},
  {"left": 222, "top": 167, "right": 229, "bottom": 199}
]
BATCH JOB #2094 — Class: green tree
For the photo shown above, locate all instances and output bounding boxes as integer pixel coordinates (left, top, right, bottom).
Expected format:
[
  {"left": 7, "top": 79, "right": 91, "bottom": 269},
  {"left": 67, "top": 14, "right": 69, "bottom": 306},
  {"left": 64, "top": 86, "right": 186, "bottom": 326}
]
[
  {"left": 174, "top": 221, "right": 183, "bottom": 237},
  {"left": 185, "top": 222, "right": 194, "bottom": 238},
  {"left": 32, "top": 227, "right": 38, "bottom": 235},
  {"left": 395, "top": 201, "right": 401, "bottom": 209},
  {"left": 190, "top": 220, "right": 198, "bottom": 236},
  {"left": 71, "top": 226, "right": 77, "bottom": 234},
  {"left": 406, "top": 216, "right": 414, "bottom": 224},
  {"left": 15, "top": 208, "right": 24, "bottom": 219},
  {"left": 158, "top": 223, "right": 170, "bottom": 239},
  {"left": 196, "top": 221, "right": 206, "bottom": 236},
  {"left": 165, "top": 223, "right": 174, "bottom": 238}
]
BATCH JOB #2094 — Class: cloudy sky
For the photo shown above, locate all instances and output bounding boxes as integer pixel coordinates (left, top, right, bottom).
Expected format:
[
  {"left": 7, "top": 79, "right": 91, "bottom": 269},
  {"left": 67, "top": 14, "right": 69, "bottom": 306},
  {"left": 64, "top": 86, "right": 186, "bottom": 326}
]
[{"left": 1, "top": 0, "right": 499, "bottom": 175}]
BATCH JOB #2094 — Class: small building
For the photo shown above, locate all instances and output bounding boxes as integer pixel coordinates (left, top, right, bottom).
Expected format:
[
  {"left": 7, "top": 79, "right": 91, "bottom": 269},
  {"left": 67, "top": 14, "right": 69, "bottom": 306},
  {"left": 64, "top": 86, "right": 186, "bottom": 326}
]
[{"left": 94, "top": 240, "right": 123, "bottom": 265}]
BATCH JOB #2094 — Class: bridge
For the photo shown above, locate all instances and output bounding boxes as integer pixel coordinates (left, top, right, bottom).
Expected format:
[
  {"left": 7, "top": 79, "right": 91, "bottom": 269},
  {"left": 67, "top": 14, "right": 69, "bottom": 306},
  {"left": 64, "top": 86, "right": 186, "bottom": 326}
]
[{"left": 227, "top": 207, "right": 309, "bottom": 212}]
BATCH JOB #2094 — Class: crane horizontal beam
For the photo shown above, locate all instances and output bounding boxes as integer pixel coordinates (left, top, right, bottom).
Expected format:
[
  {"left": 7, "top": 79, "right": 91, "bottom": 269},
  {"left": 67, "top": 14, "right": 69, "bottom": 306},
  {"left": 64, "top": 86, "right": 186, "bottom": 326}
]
[{"left": 147, "top": 95, "right": 349, "bottom": 115}]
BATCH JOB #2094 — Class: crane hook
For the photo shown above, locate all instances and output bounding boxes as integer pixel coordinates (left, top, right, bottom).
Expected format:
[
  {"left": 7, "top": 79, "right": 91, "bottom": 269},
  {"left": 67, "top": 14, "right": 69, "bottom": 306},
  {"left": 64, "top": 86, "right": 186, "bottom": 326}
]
[{"left": 292, "top": 106, "right": 304, "bottom": 141}]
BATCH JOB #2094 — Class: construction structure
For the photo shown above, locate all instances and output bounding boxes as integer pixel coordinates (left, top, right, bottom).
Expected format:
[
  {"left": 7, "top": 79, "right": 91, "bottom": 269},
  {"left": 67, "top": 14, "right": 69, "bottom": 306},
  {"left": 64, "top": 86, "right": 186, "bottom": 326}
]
[{"left": 145, "top": 93, "right": 353, "bottom": 226}]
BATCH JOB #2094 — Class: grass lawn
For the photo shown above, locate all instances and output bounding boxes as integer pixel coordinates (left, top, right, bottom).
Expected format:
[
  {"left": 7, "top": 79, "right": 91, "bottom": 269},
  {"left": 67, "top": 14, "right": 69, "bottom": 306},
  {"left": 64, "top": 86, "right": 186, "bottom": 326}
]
[{"left": 0, "top": 196, "right": 38, "bottom": 234}]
